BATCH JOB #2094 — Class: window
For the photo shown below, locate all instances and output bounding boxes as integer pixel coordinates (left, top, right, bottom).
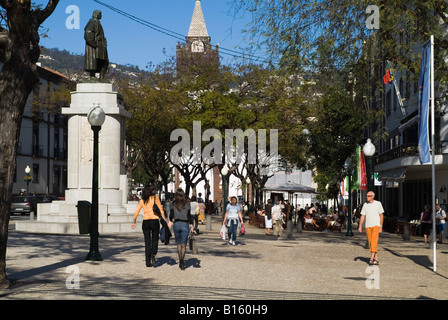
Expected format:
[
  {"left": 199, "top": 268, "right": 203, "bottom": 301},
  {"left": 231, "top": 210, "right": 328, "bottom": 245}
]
[
  {"left": 32, "top": 164, "right": 39, "bottom": 183},
  {"left": 386, "top": 90, "right": 391, "bottom": 116}
]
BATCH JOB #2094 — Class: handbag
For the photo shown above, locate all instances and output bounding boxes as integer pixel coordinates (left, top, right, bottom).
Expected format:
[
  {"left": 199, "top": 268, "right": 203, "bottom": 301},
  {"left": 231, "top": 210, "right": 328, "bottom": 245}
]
[
  {"left": 153, "top": 196, "right": 161, "bottom": 217},
  {"left": 241, "top": 224, "right": 246, "bottom": 235}
]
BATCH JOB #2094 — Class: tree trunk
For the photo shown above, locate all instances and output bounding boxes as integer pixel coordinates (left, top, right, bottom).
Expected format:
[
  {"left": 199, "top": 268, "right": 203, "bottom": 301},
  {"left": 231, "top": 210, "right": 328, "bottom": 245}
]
[
  {"left": 0, "top": 0, "right": 60, "bottom": 289},
  {"left": 0, "top": 53, "right": 39, "bottom": 290}
]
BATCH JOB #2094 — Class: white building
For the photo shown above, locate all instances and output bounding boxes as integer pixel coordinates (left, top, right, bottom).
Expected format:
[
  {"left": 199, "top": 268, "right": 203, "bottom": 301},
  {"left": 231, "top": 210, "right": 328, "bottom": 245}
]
[
  {"left": 370, "top": 43, "right": 448, "bottom": 220},
  {"left": 12, "top": 64, "right": 73, "bottom": 197}
]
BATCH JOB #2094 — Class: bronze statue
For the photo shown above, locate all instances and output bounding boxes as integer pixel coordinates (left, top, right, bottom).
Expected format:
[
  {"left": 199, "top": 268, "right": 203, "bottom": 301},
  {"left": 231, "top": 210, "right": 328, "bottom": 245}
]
[{"left": 84, "top": 10, "right": 109, "bottom": 81}]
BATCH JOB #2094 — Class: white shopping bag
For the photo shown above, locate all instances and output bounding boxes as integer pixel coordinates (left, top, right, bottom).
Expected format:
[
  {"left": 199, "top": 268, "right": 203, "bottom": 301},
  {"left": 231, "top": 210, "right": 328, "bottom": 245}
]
[{"left": 220, "top": 225, "right": 227, "bottom": 240}]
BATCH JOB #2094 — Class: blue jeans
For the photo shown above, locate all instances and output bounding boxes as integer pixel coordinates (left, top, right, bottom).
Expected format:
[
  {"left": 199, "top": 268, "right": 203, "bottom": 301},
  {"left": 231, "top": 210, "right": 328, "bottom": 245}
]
[
  {"left": 227, "top": 219, "right": 238, "bottom": 242},
  {"left": 173, "top": 221, "right": 190, "bottom": 245}
]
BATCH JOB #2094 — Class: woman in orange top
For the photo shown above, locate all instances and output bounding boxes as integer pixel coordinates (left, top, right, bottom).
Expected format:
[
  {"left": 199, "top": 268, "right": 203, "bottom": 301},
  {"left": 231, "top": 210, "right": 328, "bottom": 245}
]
[{"left": 132, "top": 185, "right": 167, "bottom": 267}]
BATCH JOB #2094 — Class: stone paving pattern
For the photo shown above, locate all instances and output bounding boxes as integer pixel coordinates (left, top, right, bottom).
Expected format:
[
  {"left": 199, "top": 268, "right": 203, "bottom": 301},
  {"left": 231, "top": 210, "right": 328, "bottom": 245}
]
[{"left": 2, "top": 215, "right": 448, "bottom": 300}]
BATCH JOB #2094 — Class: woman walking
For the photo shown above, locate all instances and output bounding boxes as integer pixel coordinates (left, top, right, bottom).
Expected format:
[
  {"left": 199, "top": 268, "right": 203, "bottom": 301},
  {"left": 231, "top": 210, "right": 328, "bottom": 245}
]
[
  {"left": 272, "top": 202, "right": 285, "bottom": 237},
  {"left": 222, "top": 196, "right": 244, "bottom": 245},
  {"left": 132, "top": 185, "right": 167, "bottom": 267},
  {"left": 265, "top": 199, "right": 273, "bottom": 236},
  {"left": 168, "top": 189, "right": 194, "bottom": 270},
  {"left": 420, "top": 204, "right": 432, "bottom": 244}
]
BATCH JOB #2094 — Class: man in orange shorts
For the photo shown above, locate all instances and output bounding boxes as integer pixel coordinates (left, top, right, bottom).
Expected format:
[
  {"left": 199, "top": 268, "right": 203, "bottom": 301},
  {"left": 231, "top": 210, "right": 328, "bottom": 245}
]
[{"left": 358, "top": 191, "right": 384, "bottom": 265}]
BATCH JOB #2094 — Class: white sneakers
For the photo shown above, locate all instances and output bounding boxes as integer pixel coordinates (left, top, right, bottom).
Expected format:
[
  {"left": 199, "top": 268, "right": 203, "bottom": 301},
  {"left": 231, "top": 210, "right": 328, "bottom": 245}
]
[{"left": 228, "top": 239, "right": 236, "bottom": 246}]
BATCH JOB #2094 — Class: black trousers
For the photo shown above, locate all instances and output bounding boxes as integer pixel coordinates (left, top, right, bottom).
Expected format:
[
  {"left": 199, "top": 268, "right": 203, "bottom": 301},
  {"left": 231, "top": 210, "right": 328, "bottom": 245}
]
[{"left": 142, "top": 219, "right": 160, "bottom": 265}]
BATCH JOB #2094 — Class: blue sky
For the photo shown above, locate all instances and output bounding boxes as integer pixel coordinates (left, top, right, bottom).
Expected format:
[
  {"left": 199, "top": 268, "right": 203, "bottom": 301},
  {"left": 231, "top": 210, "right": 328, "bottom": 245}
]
[{"left": 38, "top": 0, "right": 261, "bottom": 70}]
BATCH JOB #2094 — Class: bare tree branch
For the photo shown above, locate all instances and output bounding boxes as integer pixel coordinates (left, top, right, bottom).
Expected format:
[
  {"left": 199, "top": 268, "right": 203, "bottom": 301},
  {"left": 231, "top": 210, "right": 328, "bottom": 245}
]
[
  {"left": 0, "top": 0, "right": 13, "bottom": 11},
  {"left": 33, "top": 0, "right": 59, "bottom": 25}
]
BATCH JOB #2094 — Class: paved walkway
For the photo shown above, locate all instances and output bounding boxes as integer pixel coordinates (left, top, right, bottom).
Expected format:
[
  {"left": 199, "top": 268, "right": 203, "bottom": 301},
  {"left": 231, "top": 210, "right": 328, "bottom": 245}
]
[{"left": 2, "top": 215, "right": 448, "bottom": 301}]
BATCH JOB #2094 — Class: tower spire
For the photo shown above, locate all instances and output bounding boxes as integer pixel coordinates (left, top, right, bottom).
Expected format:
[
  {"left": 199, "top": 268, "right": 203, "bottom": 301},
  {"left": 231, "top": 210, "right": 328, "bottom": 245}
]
[{"left": 188, "top": 0, "right": 209, "bottom": 38}]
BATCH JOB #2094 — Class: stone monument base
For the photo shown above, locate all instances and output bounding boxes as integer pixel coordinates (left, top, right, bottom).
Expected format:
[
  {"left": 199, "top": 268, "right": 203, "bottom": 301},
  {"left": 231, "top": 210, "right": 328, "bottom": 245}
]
[
  {"left": 15, "top": 82, "right": 135, "bottom": 235},
  {"left": 15, "top": 201, "right": 141, "bottom": 234}
]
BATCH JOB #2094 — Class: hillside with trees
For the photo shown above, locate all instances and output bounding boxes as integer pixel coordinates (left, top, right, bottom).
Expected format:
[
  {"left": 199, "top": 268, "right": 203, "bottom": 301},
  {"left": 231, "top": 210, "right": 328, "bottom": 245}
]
[{"left": 39, "top": 47, "right": 151, "bottom": 81}]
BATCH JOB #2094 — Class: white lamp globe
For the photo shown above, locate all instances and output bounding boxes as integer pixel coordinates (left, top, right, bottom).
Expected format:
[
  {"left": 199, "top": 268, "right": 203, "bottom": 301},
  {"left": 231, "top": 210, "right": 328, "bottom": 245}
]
[
  {"left": 87, "top": 103, "right": 106, "bottom": 127},
  {"left": 363, "top": 139, "right": 376, "bottom": 157}
]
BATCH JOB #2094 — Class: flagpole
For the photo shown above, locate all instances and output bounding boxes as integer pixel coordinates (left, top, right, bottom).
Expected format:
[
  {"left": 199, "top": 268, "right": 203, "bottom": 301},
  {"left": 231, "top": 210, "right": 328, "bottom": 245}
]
[{"left": 430, "top": 34, "right": 436, "bottom": 272}]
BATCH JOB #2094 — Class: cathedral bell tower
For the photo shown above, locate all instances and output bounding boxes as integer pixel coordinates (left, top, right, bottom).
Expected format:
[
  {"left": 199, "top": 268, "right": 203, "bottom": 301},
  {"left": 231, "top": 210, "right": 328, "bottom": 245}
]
[
  {"left": 175, "top": 0, "right": 224, "bottom": 203},
  {"left": 176, "top": 0, "right": 220, "bottom": 76}
]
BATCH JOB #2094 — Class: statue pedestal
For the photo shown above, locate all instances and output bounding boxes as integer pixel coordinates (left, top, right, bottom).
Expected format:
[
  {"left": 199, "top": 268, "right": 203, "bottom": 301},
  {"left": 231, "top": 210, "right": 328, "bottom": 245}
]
[
  {"left": 16, "top": 83, "right": 138, "bottom": 234},
  {"left": 62, "top": 82, "right": 131, "bottom": 207}
]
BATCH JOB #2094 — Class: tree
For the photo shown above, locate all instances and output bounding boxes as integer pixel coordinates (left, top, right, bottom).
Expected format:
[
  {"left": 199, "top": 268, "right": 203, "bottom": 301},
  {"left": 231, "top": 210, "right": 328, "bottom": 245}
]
[
  {"left": 121, "top": 65, "right": 182, "bottom": 192},
  {"left": 189, "top": 63, "right": 311, "bottom": 206},
  {"left": 307, "top": 84, "right": 369, "bottom": 197},
  {"left": 0, "top": 0, "right": 60, "bottom": 289},
  {"left": 230, "top": 0, "right": 448, "bottom": 76}
]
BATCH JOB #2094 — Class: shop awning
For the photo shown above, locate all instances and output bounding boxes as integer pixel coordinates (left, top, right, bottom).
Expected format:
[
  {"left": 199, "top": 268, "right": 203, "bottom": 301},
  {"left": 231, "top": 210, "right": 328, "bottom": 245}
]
[
  {"left": 263, "top": 182, "right": 317, "bottom": 194},
  {"left": 377, "top": 168, "right": 406, "bottom": 182}
]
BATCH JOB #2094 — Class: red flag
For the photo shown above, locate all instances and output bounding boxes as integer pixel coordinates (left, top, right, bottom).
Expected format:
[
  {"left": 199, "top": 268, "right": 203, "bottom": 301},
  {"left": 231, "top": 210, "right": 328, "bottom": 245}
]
[
  {"left": 359, "top": 151, "right": 367, "bottom": 190},
  {"left": 383, "top": 61, "right": 393, "bottom": 84},
  {"left": 383, "top": 69, "right": 391, "bottom": 84}
]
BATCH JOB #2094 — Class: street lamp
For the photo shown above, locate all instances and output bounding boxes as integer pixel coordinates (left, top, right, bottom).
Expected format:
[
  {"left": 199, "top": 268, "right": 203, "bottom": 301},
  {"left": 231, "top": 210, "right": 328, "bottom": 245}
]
[
  {"left": 86, "top": 103, "right": 105, "bottom": 261},
  {"left": 245, "top": 176, "right": 251, "bottom": 210},
  {"left": 24, "top": 165, "right": 32, "bottom": 196},
  {"left": 221, "top": 165, "right": 229, "bottom": 217},
  {"left": 363, "top": 139, "right": 376, "bottom": 192},
  {"left": 362, "top": 139, "right": 376, "bottom": 247},
  {"left": 344, "top": 157, "right": 355, "bottom": 237}
]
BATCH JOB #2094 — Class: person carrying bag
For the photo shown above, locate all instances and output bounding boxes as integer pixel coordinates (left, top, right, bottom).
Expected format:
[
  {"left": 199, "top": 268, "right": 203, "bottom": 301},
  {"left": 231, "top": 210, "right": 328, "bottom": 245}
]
[{"left": 132, "top": 185, "right": 167, "bottom": 267}]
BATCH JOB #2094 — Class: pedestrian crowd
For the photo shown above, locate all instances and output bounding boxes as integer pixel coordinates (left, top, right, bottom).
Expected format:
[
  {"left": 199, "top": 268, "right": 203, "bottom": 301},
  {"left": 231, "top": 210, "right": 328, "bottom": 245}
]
[
  {"left": 132, "top": 185, "right": 248, "bottom": 270},
  {"left": 419, "top": 203, "right": 446, "bottom": 244},
  {"left": 131, "top": 185, "right": 445, "bottom": 271}
]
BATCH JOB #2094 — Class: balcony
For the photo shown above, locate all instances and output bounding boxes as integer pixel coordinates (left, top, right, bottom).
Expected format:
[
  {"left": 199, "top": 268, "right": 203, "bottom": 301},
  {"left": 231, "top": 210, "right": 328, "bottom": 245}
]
[{"left": 376, "top": 142, "right": 442, "bottom": 165}]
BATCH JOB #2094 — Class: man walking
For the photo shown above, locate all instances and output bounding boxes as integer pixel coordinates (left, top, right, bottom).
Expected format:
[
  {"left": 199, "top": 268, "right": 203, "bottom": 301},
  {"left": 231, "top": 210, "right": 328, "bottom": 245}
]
[
  {"left": 358, "top": 191, "right": 384, "bottom": 265},
  {"left": 435, "top": 204, "right": 446, "bottom": 243}
]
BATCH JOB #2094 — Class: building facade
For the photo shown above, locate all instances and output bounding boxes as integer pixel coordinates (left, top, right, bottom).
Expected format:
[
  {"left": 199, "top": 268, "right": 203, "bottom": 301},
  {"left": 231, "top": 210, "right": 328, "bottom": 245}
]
[
  {"left": 370, "top": 46, "right": 448, "bottom": 220},
  {"left": 12, "top": 65, "right": 73, "bottom": 197}
]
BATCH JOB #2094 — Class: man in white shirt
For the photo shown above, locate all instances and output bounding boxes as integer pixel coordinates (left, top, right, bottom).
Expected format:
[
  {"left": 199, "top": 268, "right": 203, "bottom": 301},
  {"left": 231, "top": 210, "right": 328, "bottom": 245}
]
[
  {"left": 358, "top": 191, "right": 384, "bottom": 265},
  {"left": 435, "top": 204, "right": 446, "bottom": 243}
]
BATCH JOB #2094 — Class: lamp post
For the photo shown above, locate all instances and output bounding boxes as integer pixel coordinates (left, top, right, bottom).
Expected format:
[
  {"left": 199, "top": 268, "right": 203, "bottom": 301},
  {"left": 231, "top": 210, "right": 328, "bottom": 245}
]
[
  {"left": 246, "top": 177, "right": 251, "bottom": 211},
  {"left": 86, "top": 103, "right": 105, "bottom": 261},
  {"left": 24, "top": 165, "right": 32, "bottom": 196},
  {"left": 344, "top": 157, "right": 355, "bottom": 237},
  {"left": 221, "top": 165, "right": 229, "bottom": 218},
  {"left": 363, "top": 139, "right": 376, "bottom": 192}
]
